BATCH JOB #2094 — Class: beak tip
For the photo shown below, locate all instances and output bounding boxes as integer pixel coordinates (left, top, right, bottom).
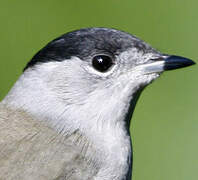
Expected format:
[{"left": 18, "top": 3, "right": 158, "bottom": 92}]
[{"left": 164, "top": 55, "right": 196, "bottom": 71}]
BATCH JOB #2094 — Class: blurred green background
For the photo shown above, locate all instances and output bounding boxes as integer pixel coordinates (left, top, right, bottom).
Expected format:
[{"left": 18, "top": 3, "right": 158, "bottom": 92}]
[{"left": 0, "top": 0, "right": 197, "bottom": 179}]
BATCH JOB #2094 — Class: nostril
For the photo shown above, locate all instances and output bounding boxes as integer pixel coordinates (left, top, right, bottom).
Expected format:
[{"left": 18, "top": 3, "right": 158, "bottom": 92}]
[{"left": 150, "top": 57, "right": 165, "bottom": 62}]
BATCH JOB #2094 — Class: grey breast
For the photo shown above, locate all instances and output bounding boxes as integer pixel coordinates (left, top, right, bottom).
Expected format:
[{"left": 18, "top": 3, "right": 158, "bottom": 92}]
[{"left": 0, "top": 104, "right": 98, "bottom": 180}]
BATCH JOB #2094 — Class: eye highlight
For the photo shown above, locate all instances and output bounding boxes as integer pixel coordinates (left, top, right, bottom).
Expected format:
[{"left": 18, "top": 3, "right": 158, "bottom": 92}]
[{"left": 92, "top": 55, "right": 114, "bottom": 72}]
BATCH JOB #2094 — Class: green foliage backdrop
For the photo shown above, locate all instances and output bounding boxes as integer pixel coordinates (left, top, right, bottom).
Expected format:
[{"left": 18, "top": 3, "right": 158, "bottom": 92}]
[{"left": 0, "top": 0, "right": 197, "bottom": 179}]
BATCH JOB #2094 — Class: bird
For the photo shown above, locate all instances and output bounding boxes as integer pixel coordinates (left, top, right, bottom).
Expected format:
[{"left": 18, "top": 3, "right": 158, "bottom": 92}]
[{"left": 0, "top": 27, "right": 195, "bottom": 180}]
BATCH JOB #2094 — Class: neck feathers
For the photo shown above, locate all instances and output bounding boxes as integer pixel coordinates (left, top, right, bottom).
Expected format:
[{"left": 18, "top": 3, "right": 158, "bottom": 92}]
[{"left": 2, "top": 66, "right": 141, "bottom": 179}]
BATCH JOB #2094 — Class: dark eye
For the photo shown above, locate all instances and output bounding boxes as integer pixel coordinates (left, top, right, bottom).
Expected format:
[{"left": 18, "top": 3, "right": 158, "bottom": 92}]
[{"left": 92, "top": 55, "right": 114, "bottom": 72}]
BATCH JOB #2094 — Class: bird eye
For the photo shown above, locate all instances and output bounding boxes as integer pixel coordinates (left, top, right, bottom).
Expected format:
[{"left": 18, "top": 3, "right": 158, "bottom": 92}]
[{"left": 92, "top": 55, "right": 114, "bottom": 72}]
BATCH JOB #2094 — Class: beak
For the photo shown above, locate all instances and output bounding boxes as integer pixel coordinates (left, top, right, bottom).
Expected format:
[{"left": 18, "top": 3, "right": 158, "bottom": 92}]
[
  {"left": 163, "top": 55, "right": 196, "bottom": 71},
  {"left": 141, "top": 55, "right": 196, "bottom": 74}
]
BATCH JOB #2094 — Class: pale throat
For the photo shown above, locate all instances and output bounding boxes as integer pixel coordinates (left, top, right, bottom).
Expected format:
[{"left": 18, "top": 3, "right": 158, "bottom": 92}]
[
  {"left": 2, "top": 69, "right": 140, "bottom": 142},
  {"left": 2, "top": 70, "right": 142, "bottom": 180}
]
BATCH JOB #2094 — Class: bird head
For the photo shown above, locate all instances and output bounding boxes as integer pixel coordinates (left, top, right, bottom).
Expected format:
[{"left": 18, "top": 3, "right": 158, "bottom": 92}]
[{"left": 4, "top": 28, "right": 195, "bottom": 133}]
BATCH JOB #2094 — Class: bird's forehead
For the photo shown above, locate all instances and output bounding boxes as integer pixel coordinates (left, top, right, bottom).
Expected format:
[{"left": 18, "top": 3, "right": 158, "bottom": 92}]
[{"left": 24, "top": 28, "right": 155, "bottom": 70}]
